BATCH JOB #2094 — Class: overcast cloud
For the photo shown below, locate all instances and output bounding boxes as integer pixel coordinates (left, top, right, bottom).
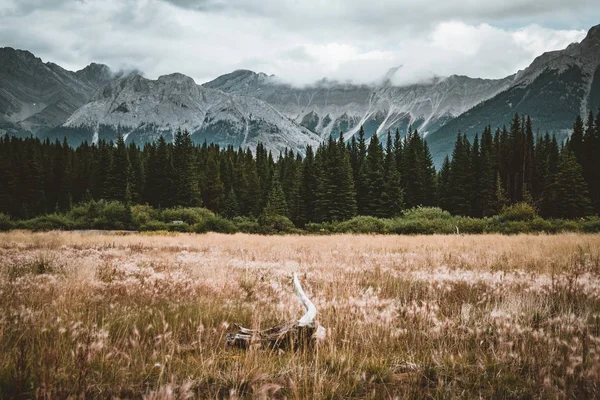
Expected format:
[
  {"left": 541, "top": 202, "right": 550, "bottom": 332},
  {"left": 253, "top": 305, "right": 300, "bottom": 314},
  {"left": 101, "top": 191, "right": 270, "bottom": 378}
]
[{"left": 0, "top": 0, "right": 596, "bottom": 86}]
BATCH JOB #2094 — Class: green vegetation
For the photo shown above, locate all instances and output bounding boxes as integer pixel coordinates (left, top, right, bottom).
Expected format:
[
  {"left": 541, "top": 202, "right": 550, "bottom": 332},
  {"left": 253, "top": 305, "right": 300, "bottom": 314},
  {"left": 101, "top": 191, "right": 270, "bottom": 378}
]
[
  {"left": 1, "top": 110, "right": 599, "bottom": 230},
  {"left": 2, "top": 204, "right": 599, "bottom": 235}
]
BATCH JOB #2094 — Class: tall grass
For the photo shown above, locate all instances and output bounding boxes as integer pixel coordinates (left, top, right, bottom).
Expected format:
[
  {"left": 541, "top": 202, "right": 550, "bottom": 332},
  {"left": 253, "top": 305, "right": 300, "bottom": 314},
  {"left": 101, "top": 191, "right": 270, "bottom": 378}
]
[{"left": 0, "top": 232, "right": 599, "bottom": 398}]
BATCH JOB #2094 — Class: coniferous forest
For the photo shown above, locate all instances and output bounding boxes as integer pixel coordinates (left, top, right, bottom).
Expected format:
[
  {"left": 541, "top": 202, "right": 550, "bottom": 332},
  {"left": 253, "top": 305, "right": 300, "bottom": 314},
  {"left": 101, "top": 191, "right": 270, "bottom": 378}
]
[{"left": 1, "top": 111, "right": 599, "bottom": 233}]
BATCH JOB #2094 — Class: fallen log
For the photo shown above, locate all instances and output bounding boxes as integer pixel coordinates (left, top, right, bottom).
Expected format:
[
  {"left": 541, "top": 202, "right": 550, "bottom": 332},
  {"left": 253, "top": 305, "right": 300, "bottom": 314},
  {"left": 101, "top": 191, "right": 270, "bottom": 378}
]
[{"left": 226, "top": 273, "right": 326, "bottom": 349}]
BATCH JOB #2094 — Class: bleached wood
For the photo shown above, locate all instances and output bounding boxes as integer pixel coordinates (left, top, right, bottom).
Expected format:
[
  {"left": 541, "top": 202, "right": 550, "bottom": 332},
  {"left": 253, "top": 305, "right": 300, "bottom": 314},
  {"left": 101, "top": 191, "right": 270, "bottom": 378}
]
[
  {"left": 226, "top": 273, "right": 324, "bottom": 349},
  {"left": 294, "top": 272, "right": 317, "bottom": 326}
]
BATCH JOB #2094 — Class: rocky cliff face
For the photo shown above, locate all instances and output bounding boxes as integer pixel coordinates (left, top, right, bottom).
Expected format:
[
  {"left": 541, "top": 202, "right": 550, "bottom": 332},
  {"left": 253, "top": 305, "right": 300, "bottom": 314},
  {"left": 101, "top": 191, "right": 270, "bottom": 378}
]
[
  {"left": 63, "top": 72, "right": 321, "bottom": 155},
  {"left": 0, "top": 47, "right": 114, "bottom": 132},
  {"left": 204, "top": 68, "right": 514, "bottom": 141}
]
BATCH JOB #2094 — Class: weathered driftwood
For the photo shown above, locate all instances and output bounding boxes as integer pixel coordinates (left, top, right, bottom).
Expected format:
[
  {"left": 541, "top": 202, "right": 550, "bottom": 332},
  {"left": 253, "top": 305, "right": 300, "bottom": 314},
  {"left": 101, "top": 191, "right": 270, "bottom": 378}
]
[{"left": 226, "top": 273, "right": 325, "bottom": 349}]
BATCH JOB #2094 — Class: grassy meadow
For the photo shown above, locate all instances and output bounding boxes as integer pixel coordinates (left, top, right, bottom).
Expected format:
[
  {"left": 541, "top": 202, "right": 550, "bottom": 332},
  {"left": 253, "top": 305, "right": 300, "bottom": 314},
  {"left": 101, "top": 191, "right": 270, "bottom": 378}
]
[{"left": 1, "top": 231, "right": 600, "bottom": 398}]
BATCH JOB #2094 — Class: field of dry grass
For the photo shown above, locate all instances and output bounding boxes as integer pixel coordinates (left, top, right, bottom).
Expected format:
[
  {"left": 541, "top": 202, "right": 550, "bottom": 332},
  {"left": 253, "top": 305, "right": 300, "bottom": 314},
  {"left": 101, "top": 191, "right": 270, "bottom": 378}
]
[{"left": 1, "top": 231, "right": 600, "bottom": 399}]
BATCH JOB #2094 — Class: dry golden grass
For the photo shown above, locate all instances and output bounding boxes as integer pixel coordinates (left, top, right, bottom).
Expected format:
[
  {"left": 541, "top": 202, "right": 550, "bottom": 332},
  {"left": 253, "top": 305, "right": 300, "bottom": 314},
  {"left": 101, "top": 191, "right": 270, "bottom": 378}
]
[{"left": 1, "top": 231, "right": 600, "bottom": 399}]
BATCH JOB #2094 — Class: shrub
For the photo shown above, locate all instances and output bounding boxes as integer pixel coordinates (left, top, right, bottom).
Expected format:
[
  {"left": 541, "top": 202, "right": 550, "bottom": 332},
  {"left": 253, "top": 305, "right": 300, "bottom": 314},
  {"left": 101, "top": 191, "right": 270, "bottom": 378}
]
[
  {"left": 552, "top": 219, "right": 580, "bottom": 233},
  {"left": 387, "top": 219, "right": 429, "bottom": 235},
  {"left": 131, "top": 204, "right": 159, "bottom": 227},
  {"left": 140, "top": 221, "right": 170, "bottom": 232},
  {"left": 581, "top": 217, "right": 600, "bottom": 233},
  {"left": 232, "top": 217, "right": 261, "bottom": 234},
  {"left": 304, "top": 222, "right": 337, "bottom": 234},
  {"left": 495, "top": 221, "right": 534, "bottom": 235},
  {"left": 21, "top": 214, "right": 73, "bottom": 231},
  {"left": 167, "top": 222, "right": 191, "bottom": 232},
  {"left": 258, "top": 213, "right": 296, "bottom": 234},
  {"left": 500, "top": 202, "right": 537, "bottom": 222},
  {"left": 161, "top": 207, "right": 214, "bottom": 225},
  {"left": 68, "top": 200, "right": 102, "bottom": 227},
  {"left": 455, "top": 217, "right": 488, "bottom": 234},
  {"left": 402, "top": 207, "right": 452, "bottom": 220},
  {"left": 193, "top": 215, "right": 237, "bottom": 234},
  {"left": 335, "top": 216, "right": 388, "bottom": 234},
  {"left": 529, "top": 217, "right": 554, "bottom": 233},
  {"left": 0, "top": 213, "right": 14, "bottom": 231},
  {"left": 101, "top": 201, "right": 131, "bottom": 228}
]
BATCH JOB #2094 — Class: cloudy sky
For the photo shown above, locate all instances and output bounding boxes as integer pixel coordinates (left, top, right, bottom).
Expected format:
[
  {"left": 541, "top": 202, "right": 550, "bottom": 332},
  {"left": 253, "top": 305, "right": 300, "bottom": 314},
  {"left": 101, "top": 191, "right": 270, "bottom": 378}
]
[{"left": 0, "top": 0, "right": 598, "bottom": 86}]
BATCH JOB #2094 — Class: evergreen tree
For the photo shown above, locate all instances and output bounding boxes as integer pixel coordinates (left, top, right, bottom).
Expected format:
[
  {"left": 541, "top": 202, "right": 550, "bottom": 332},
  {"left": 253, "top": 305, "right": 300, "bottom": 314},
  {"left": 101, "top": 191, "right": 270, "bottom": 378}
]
[
  {"left": 263, "top": 175, "right": 288, "bottom": 216},
  {"left": 382, "top": 131, "right": 404, "bottom": 217},
  {"left": 494, "top": 172, "right": 509, "bottom": 213},
  {"left": 128, "top": 142, "right": 145, "bottom": 204},
  {"left": 479, "top": 126, "right": 497, "bottom": 217},
  {"left": 298, "top": 145, "right": 318, "bottom": 226},
  {"left": 172, "top": 129, "right": 201, "bottom": 207},
  {"left": 145, "top": 136, "right": 174, "bottom": 208},
  {"left": 549, "top": 150, "right": 593, "bottom": 218},
  {"left": 569, "top": 114, "right": 585, "bottom": 166},
  {"left": 315, "top": 135, "right": 357, "bottom": 221},
  {"left": 437, "top": 156, "right": 451, "bottom": 211},
  {"left": 364, "top": 133, "right": 385, "bottom": 217},
  {"left": 202, "top": 149, "right": 225, "bottom": 212},
  {"left": 106, "top": 135, "right": 131, "bottom": 203},
  {"left": 582, "top": 110, "right": 600, "bottom": 213},
  {"left": 354, "top": 126, "right": 369, "bottom": 215},
  {"left": 447, "top": 133, "right": 472, "bottom": 216}
]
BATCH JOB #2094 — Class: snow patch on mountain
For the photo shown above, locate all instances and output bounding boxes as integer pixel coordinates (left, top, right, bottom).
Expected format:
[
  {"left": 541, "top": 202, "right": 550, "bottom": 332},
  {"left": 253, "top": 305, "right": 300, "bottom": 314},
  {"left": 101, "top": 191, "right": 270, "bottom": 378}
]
[{"left": 64, "top": 73, "right": 320, "bottom": 155}]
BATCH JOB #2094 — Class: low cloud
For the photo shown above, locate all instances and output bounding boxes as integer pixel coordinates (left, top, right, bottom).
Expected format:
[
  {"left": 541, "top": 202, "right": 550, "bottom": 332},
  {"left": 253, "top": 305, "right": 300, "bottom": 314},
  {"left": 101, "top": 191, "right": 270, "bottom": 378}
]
[{"left": 0, "top": 0, "right": 593, "bottom": 86}]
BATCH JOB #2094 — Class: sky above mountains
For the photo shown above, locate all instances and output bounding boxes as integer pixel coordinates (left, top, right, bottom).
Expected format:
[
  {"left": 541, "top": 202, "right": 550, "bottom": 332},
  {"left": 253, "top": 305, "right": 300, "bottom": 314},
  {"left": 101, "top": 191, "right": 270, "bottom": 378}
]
[{"left": 0, "top": 0, "right": 597, "bottom": 86}]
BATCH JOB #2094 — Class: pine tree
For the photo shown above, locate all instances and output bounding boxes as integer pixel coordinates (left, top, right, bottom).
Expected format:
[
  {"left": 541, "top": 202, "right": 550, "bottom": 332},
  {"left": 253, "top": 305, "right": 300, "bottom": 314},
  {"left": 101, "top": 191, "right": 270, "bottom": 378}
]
[
  {"left": 480, "top": 126, "right": 497, "bottom": 217},
  {"left": 507, "top": 113, "right": 525, "bottom": 202},
  {"left": 470, "top": 134, "right": 482, "bottom": 217},
  {"left": 447, "top": 133, "right": 472, "bottom": 216},
  {"left": 202, "top": 149, "right": 225, "bottom": 212},
  {"left": 128, "top": 142, "right": 145, "bottom": 204},
  {"left": 549, "top": 150, "right": 593, "bottom": 218},
  {"left": 263, "top": 175, "right": 288, "bottom": 217},
  {"left": 172, "top": 129, "right": 201, "bottom": 207},
  {"left": 145, "top": 135, "right": 174, "bottom": 208},
  {"left": 315, "top": 135, "right": 357, "bottom": 221},
  {"left": 222, "top": 188, "right": 240, "bottom": 219},
  {"left": 106, "top": 135, "right": 131, "bottom": 203},
  {"left": 583, "top": 110, "right": 599, "bottom": 213},
  {"left": 354, "top": 126, "right": 369, "bottom": 215},
  {"left": 523, "top": 116, "right": 535, "bottom": 198},
  {"left": 569, "top": 115, "right": 585, "bottom": 166},
  {"left": 382, "top": 131, "right": 404, "bottom": 217},
  {"left": 365, "top": 133, "right": 385, "bottom": 217},
  {"left": 494, "top": 172, "right": 509, "bottom": 214},
  {"left": 437, "top": 156, "right": 451, "bottom": 211},
  {"left": 298, "top": 145, "right": 318, "bottom": 226}
]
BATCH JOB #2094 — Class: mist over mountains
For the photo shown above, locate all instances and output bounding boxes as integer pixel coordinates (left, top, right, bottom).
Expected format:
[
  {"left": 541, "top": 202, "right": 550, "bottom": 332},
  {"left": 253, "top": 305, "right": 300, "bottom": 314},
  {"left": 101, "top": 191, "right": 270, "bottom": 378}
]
[{"left": 1, "top": 23, "right": 599, "bottom": 166}]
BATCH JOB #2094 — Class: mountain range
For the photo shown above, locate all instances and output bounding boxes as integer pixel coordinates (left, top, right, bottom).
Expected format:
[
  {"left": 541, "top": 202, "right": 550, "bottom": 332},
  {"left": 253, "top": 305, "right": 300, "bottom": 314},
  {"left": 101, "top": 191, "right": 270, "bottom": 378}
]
[{"left": 1, "top": 23, "right": 599, "bottom": 166}]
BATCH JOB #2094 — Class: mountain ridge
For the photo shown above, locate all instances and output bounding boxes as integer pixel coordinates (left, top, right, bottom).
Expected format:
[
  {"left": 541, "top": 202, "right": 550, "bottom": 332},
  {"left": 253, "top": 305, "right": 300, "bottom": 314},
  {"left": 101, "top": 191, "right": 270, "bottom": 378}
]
[{"left": 1, "top": 23, "right": 599, "bottom": 164}]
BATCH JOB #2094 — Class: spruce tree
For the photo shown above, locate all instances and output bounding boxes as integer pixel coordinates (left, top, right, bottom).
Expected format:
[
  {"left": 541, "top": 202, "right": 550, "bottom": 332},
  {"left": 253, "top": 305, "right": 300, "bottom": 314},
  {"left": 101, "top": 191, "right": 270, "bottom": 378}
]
[
  {"left": 202, "top": 149, "right": 225, "bottom": 212},
  {"left": 298, "top": 145, "right": 318, "bottom": 226},
  {"left": 172, "top": 129, "right": 201, "bottom": 207},
  {"left": 263, "top": 175, "right": 288, "bottom": 217},
  {"left": 354, "top": 126, "right": 369, "bottom": 215},
  {"left": 569, "top": 115, "right": 585, "bottom": 166},
  {"left": 447, "top": 133, "right": 472, "bottom": 216},
  {"left": 437, "top": 156, "right": 451, "bottom": 212},
  {"left": 365, "top": 133, "right": 385, "bottom": 217},
  {"left": 549, "top": 150, "right": 593, "bottom": 218},
  {"left": 106, "top": 135, "right": 131, "bottom": 203},
  {"left": 382, "top": 131, "right": 404, "bottom": 217}
]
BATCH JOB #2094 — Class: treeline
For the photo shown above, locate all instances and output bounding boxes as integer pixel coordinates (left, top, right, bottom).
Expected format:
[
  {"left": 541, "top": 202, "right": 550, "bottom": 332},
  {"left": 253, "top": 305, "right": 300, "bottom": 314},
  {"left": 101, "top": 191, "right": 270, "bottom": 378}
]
[
  {"left": 0, "top": 111, "right": 599, "bottom": 225},
  {"left": 439, "top": 112, "right": 600, "bottom": 219}
]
